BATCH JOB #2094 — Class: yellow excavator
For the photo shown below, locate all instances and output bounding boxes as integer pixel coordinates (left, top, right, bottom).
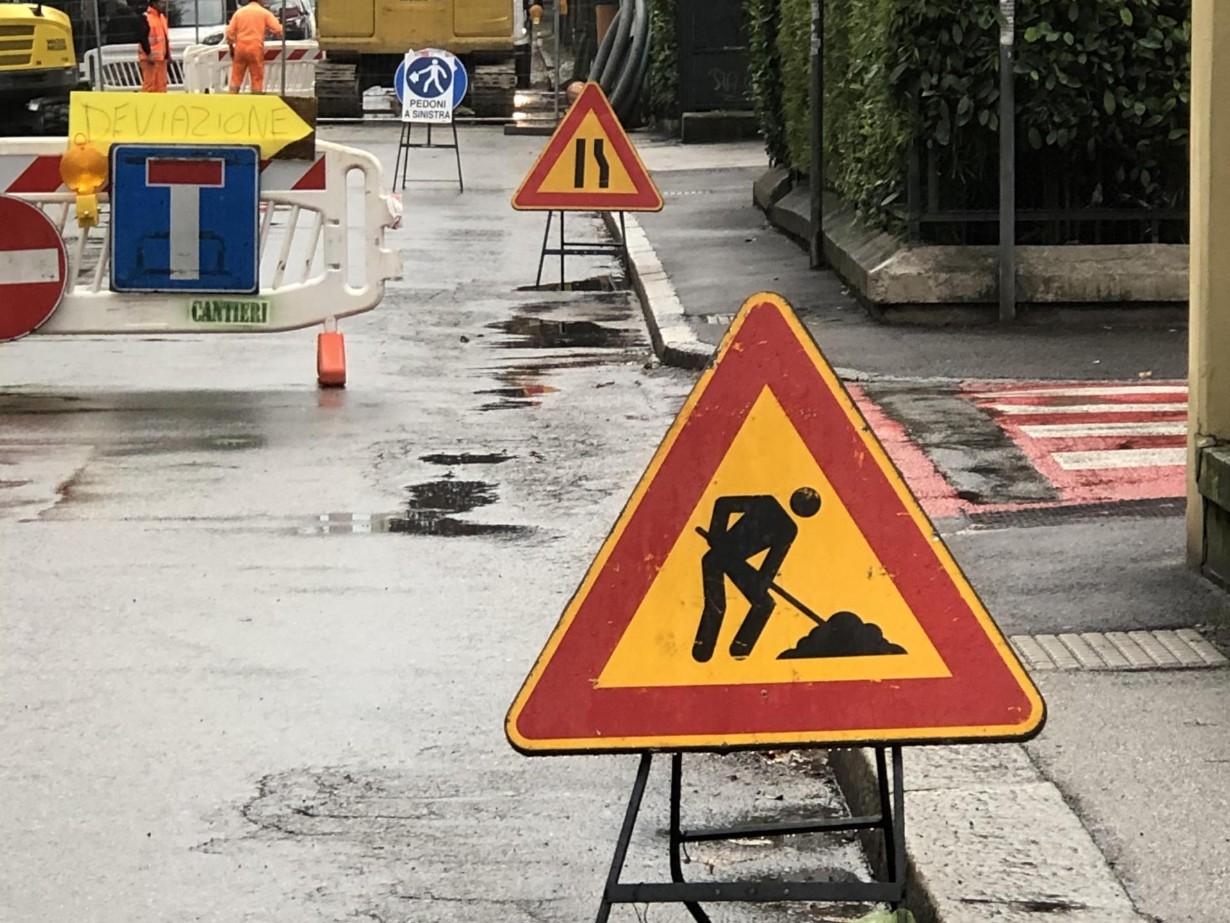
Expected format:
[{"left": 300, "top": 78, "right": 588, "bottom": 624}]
[
  {"left": 315, "top": 0, "right": 528, "bottom": 118},
  {"left": 0, "top": 1, "right": 77, "bottom": 128}
]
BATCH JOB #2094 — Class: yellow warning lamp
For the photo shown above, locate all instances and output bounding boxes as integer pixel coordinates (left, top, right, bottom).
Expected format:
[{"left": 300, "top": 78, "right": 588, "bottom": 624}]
[
  {"left": 60, "top": 137, "right": 108, "bottom": 229},
  {"left": 529, "top": 3, "right": 543, "bottom": 25}
]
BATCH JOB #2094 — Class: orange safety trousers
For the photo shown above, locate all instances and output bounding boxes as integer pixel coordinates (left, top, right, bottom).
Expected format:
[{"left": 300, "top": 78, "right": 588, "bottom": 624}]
[
  {"left": 229, "top": 50, "right": 267, "bottom": 93},
  {"left": 140, "top": 59, "right": 169, "bottom": 93}
]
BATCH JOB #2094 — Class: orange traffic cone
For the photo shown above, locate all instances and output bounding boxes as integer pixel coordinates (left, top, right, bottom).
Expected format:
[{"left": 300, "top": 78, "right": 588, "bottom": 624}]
[{"left": 317, "top": 330, "right": 346, "bottom": 388}]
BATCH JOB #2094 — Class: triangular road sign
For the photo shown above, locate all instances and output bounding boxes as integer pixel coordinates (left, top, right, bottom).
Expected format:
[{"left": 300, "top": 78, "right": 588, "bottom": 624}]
[
  {"left": 512, "top": 83, "right": 663, "bottom": 212},
  {"left": 507, "top": 293, "right": 1045, "bottom": 753}
]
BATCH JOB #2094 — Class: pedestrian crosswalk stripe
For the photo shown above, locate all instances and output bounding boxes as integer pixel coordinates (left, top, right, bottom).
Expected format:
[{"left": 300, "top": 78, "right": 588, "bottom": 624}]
[
  {"left": 1020, "top": 422, "right": 1187, "bottom": 438},
  {"left": 987, "top": 402, "right": 1187, "bottom": 415},
  {"left": 971, "top": 385, "right": 1187, "bottom": 399},
  {"left": 964, "top": 380, "right": 1188, "bottom": 503},
  {"left": 1051, "top": 448, "right": 1186, "bottom": 471}
]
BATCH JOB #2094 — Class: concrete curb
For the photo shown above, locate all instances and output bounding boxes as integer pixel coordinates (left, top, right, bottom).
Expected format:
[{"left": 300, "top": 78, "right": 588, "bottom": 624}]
[
  {"left": 605, "top": 212, "right": 712, "bottom": 371},
  {"left": 830, "top": 745, "right": 1148, "bottom": 923}
]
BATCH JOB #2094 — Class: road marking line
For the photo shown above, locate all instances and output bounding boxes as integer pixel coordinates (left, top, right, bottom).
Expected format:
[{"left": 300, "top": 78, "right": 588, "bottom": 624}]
[
  {"left": 1153, "top": 629, "right": 1208, "bottom": 667},
  {"left": 1036, "top": 634, "right": 1081, "bottom": 670},
  {"left": 1128, "top": 630, "right": 1180, "bottom": 667},
  {"left": 971, "top": 385, "right": 1187, "bottom": 399},
  {"left": 1176, "top": 628, "right": 1229, "bottom": 665},
  {"left": 1020, "top": 422, "right": 1187, "bottom": 438},
  {"left": 1012, "top": 630, "right": 1226, "bottom": 671},
  {"left": 1010, "top": 635, "right": 1055, "bottom": 670},
  {"left": 1105, "top": 632, "right": 1155, "bottom": 668},
  {"left": 987, "top": 402, "right": 1188, "bottom": 415},
  {"left": 1051, "top": 448, "right": 1186, "bottom": 470},
  {"left": 1057, "top": 633, "right": 1104, "bottom": 669},
  {"left": 1080, "top": 632, "right": 1130, "bottom": 669},
  {"left": 0, "top": 248, "right": 60, "bottom": 285}
]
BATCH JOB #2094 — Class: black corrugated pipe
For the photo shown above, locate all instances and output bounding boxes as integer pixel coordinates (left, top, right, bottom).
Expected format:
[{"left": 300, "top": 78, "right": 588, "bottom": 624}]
[
  {"left": 598, "top": 1, "right": 634, "bottom": 90},
  {"left": 609, "top": 0, "right": 649, "bottom": 116},
  {"left": 588, "top": 0, "right": 652, "bottom": 122}
]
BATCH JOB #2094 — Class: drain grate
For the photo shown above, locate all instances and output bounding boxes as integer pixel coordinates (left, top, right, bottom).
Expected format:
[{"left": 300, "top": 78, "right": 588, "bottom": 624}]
[
  {"left": 966, "top": 498, "right": 1185, "bottom": 529},
  {"left": 1012, "top": 629, "right": 1227, "bottom": 672}
]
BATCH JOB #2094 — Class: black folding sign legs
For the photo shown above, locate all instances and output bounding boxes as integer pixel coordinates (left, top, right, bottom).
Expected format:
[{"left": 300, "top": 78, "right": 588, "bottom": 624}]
[
  {"left": 393, "top": 120, "right": 464, "bottom": 193},
  {"left": 595, "top": 748, "right": 907, "bottom": 923},
  {"left": 534, "top": 210, "right": 630, "bottom": 288}
]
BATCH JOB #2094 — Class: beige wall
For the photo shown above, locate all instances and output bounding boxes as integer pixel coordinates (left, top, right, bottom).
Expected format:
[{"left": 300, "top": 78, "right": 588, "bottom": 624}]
[{"left": 1188, "top": 0, "right": 1230, "bottom": 567}]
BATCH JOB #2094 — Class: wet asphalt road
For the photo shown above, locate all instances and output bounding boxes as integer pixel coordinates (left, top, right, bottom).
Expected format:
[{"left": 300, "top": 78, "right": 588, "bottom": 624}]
[{"left": 0, "top": 127, "right": 872, "bottom": 922}]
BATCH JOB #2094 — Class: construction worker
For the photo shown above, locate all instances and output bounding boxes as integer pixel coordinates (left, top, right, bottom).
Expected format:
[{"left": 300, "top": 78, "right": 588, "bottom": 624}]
[
  {"left": 226, "top": 0, "right": 284, "bottom": 94},
  {"left": 136, "top": 0, "right": 170, "bottom": 93}
]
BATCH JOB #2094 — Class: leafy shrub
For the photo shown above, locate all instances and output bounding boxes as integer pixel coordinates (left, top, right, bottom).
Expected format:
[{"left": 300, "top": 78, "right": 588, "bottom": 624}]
[
  {"left": 744, "top": 0, "right": 789, "bottom": 165},
  {"left": 745, "top": 0, "right": 1191, "bottom": 237},
  {"left": 645, "top": 0, "right": 680, "bottom": 120}
]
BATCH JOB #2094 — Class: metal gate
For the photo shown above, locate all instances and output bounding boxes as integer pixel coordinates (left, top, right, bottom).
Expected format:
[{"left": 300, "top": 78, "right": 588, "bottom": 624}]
[{"left": 675, "top": 0, "right": 750, "bottom": 113}]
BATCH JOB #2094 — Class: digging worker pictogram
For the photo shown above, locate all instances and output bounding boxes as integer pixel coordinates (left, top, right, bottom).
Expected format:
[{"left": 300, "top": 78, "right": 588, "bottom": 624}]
[
  {"left": 226, "top": 0, "right": 285, "bottom": 94},
  {"left": 692, "top": 487, "right": 822, "bottom": 662}
]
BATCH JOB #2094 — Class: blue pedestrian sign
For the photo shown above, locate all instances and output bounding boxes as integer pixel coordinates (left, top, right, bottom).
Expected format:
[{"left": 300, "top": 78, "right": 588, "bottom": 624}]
[
  {"left": 110, "top": 144, "right": 260, "bottom": 294},
  {"left": 396, "top": 48, "right": 469, "bottom": 123}
]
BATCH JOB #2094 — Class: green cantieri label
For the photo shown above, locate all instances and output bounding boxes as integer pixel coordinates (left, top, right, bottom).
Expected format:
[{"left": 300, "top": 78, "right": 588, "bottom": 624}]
[{"left": 189, "top": 299, "right": 271, "bottom": 326}]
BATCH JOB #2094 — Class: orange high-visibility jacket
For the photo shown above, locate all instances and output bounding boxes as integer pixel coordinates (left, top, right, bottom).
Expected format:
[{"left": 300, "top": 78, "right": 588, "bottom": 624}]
[
  {"left": 139, "top": 6, "right": 169, "bottom": 63},
  {"left": 226, "top": 2, "right": 284, "bottom": 54}
]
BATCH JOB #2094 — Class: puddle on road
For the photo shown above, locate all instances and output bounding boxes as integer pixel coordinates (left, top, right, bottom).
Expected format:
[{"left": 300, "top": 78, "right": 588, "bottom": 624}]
[
  {"left": 516, "top": 294, "right": 631, "bottom": 315},
  {"left": 475, "top": 374, "right": 560, "bottom": 411},
  {"left": 487, "top": 316, "right": 641, "bottom": 350},
  {"left": 516, "top": 275, "right": 625, "bottom": 293},
  {"left": 419, "top": 451, "right": 513, "bottom": 466},
  {"left": 303, "top": 478, "right": 528, "bottom": 538},
  {"left": 104, "top": 434, "right": 266, "bottom": 456}
]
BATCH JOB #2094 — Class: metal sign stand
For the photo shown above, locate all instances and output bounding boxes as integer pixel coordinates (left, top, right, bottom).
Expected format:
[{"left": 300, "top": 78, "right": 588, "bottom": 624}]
[
  {"left": 394, "top": 120, "right": 465, "bottom": 192},
  {"left": 594, "top": 748, "right": 907, "bottom": 923},
  {"left": 533, "top": 210, "right": 628, "bottom": 288}
]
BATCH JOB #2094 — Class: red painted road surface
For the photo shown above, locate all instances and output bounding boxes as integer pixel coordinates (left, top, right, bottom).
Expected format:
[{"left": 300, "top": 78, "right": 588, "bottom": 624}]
[
  {"left": 850, "top": 385, "right": 968, "bottom": 519},
  {"left": 851, "top": 382, "right": 1187, "bottom": 519},
  {"left": 963, "top": 381, "right": 1187, "bottom": 505}
]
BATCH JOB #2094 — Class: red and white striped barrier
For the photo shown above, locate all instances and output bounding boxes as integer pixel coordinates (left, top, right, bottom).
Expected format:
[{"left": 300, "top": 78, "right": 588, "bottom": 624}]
[
  {"left": 183, "top": 41, "right": 323, "bottom": 96},
  {"left": 0, "top": 151, "right": 327, "bottom": 193}
]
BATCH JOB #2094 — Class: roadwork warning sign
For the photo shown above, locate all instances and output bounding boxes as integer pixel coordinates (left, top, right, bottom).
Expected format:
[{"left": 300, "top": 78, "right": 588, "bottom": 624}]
[
  {"left": 507, "top": 293, "right": 1045, "bottom": 753},
  {"left": 512, "top": 82, "right": 662, "bottom": 212}
]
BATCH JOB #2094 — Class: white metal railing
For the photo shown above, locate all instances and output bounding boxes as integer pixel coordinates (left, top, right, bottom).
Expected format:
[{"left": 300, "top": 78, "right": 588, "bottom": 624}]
[
  {"left": 83, "top": 44, "right": 187, "bottom": 91},
  {"left": 0, "top": 138, "right": 403, "bottom": 335},
  {"left": 182, "top": 41, "right": 323, "bottom": 96},
  {"left": 83, "top": 41, "right": 323, "bottom": 95}
]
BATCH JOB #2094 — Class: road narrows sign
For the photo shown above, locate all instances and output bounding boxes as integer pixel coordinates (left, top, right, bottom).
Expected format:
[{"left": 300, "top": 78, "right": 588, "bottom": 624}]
[
  {"left": 507, "top": 293, "right": 1045, "bottom": 753},
  {"left": 0, "top": 194, "right": 68, "bottom": 342},
  {"left": 512, "top": 82, "right": 663, "bottom": 212}
]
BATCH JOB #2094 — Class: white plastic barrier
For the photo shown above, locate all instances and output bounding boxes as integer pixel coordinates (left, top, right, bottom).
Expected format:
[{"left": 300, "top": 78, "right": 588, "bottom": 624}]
[
  {"left": 0, "top": 138, "right": 403, "bottom": 335},
  {"left": 83, "top": 44, "right": 187, "bottom": 91},
  {"left": 182, "top": 42, "right": 323, "bottom": 96}
]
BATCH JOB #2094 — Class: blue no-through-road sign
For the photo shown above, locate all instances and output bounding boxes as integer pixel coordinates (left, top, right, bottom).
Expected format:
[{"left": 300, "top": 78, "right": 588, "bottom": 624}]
[{"left": 111, "top": 144, "right": 260, "bottom": 294}]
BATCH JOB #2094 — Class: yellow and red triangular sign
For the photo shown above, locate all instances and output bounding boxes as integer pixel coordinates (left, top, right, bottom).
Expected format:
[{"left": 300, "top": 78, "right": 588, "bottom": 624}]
[
  {"left": 512, "top": 82, "right": 663, "bottom": 212},
  {"left": 507, "top": 293, "right": 1045, "bottom": 753}
]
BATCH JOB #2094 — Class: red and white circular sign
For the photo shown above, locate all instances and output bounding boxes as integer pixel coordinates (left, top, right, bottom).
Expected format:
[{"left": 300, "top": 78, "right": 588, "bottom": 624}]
[{"left": 0, "top": 194, "right": 68, "bottom": 343}]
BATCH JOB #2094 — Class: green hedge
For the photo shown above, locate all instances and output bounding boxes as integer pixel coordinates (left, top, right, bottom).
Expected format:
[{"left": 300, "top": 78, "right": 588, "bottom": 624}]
[
  {"left": 745, "top": 0, "right": 788, "bottom": 165},
  {"left": 645, "top": 0, "right": 680, "bottom": 120},
  {"left": 746, "top": 0, "right": 1191, "bottom": 231}
]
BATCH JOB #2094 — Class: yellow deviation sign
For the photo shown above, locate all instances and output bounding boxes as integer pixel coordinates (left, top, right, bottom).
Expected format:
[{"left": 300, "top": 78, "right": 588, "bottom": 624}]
[
  {"left": 512, "top": 83, "right": 662, "bottom": 212},
  {"left": 68, "top": 92, "right": 315, "bottom": 160},
  {"left": 507, "top": 293, "right": 1046, "bottom": 753}
]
